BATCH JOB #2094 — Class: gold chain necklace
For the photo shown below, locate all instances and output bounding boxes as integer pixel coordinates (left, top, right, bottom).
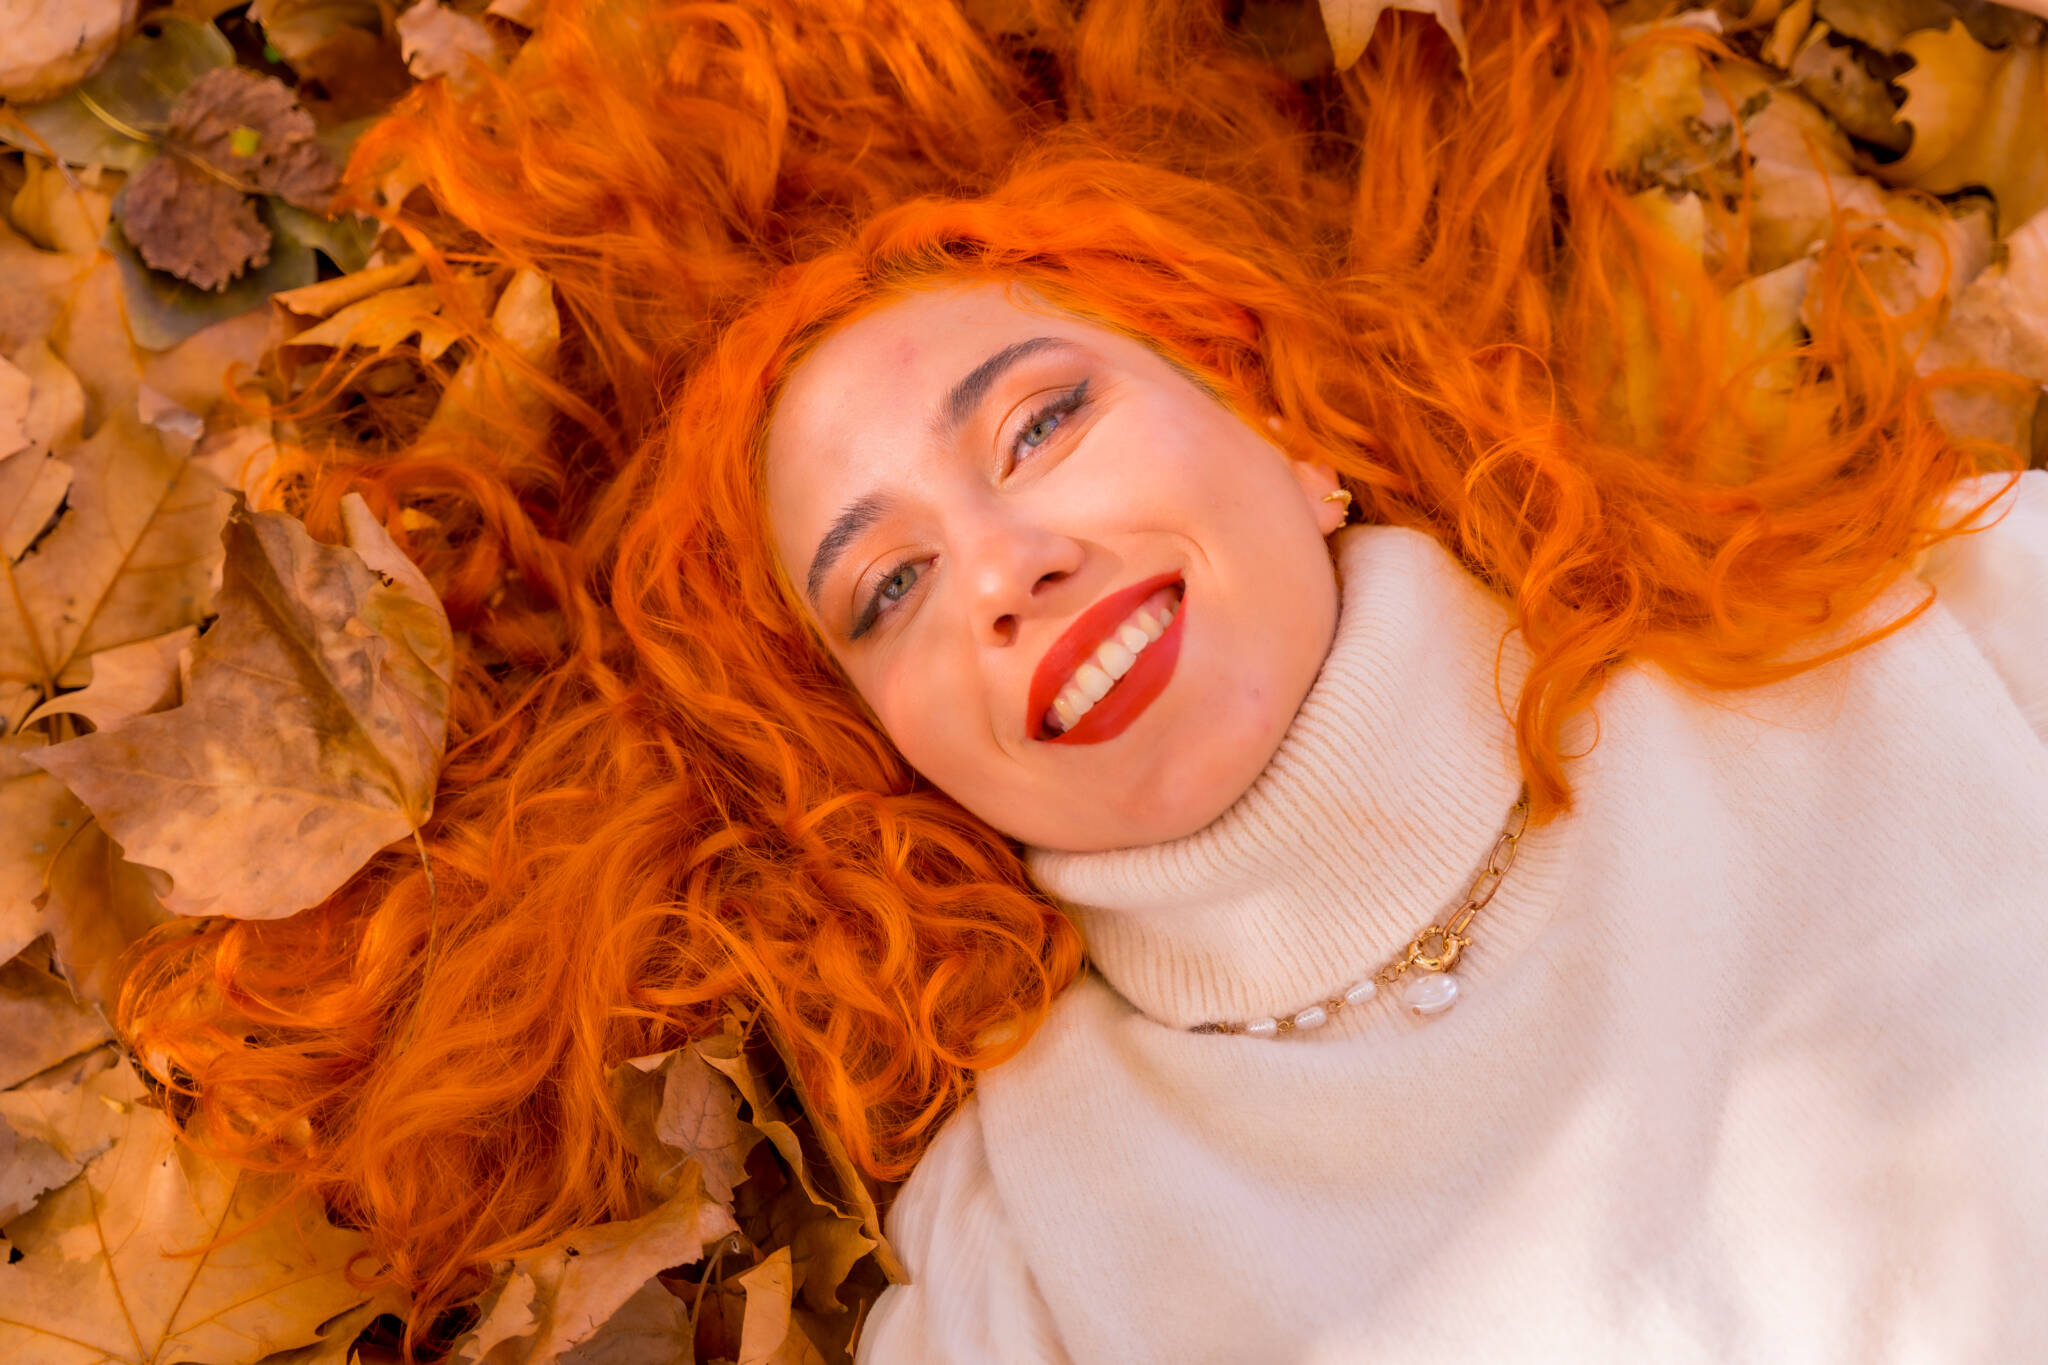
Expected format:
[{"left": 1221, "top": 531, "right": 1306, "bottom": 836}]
[{"left": 1188, "top": 783, "right": 1532, "bottom": 1036}]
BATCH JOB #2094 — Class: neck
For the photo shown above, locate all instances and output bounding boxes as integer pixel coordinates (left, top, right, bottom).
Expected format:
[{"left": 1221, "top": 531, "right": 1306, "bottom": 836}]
[{"left": 1024, "top": 524, "right": 1564, "bottom": 1030}]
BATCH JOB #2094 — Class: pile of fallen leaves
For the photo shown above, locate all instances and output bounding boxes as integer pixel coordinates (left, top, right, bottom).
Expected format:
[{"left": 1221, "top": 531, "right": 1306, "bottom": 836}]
[{"left": 2, "top": 0, "right": 2045, "bottom": 1362}]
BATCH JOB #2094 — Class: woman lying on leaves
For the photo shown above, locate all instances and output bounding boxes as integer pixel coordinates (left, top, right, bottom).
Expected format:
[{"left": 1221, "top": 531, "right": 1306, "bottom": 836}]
[{"left": 119, "top": 0, "right": 2048, "bottom": 1359}]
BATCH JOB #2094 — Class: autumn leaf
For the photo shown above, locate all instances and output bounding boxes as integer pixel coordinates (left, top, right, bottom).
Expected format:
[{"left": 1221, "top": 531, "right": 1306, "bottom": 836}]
[
  {"left": 398, "top": 0, "right": 507, "bottom": 90},
  {"left": 1317, "top": 0, "right": 1470, "bottom": 76},
  {"left": 30, "top": 494, "right": 455, "bottom": 920},
  {"left": 1915, "top": 206, "right": 2048, "bottom": 448},
  {"left": 0, "top": 738, "right": 88, "bottom": 963},
  {"left": 0, "top": 410, "right": 231, "bottom": 696},
  {"left": 1886, "top": 17, "right": 2048, "bottom": 231},
  {"left": 0, "top": 1045, "right": 139, "bottom": 1221},
  {"left": 116, "top": 67, "right": 340, "bottom": 292},
  {"left": 0, "top": 954, "right": 113, "bottom": 1091},
  {"left": 0, "top": 0, "right": 137, "bottom": 104},
  {"left": 445, "top": 1172, "right": 740, "bottom": 1364},
  {"left": 22, "top": 626, "right": 194, "bottom": 735},
  {"left": 609, "top": 1045, "right": 765, "bottom": 1206},
  {"left": 40, "top": 817, "right": 177, "bottom": 1015},
  {"left": 0, "top": 1090, "right": 372, "bottom": 1365}
]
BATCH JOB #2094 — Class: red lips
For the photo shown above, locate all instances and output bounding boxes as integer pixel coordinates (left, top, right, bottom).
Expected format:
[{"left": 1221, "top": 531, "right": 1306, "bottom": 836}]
[{"left": 1026, "top": 572, "right": 1186, "bottom": 745}]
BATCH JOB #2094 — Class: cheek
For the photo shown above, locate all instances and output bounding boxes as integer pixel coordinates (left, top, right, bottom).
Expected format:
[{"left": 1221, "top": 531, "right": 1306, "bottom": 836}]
[{"left": 864, "top": 650, "right": 992, "bottom": 779}]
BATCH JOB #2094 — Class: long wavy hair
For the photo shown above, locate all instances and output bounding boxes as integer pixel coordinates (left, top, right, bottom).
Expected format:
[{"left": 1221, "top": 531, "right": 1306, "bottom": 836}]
[{"left": 121, "top": 0, "right": 2027, "bottom": 1334}]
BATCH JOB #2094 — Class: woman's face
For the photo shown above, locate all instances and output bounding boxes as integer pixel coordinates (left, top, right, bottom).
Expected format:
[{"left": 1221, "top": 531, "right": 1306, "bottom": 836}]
[{"left": 763, "top": 282, "right": 1346, "bottom": 852}]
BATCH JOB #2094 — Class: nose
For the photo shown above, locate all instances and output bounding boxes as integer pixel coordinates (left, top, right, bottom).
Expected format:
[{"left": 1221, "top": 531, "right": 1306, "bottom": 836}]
[{"left": 962, "top": 514, "right": 1084, "bottom": 648}]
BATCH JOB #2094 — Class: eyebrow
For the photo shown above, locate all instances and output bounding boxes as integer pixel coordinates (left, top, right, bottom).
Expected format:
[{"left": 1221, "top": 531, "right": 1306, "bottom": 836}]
[{"left": 803, "top": 335, "right": 1075, "bottom": 609}]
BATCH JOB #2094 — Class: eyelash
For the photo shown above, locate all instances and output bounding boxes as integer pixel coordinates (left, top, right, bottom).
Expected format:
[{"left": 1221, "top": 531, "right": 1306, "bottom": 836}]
[{"left": 849, "top": 380, "right": 1092, "bottom": 640}]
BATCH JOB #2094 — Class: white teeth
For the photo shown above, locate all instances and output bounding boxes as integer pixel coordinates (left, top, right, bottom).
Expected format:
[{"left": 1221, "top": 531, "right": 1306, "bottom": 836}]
[
  {"left": 1097, "top": 639, "right": 1138, "bottom": 680},
  {"left": 1042, "top": 585, "right": 1184, "bottom": 736}
]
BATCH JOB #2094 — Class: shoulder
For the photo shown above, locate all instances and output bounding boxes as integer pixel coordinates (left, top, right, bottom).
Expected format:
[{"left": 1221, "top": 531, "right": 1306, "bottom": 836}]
[
  {"left": 855, "top": 1093, "right": 1073, "bottom": 1365},
  {"left": 1912, "top": 469, "right": 2048, "bottom": 742}
]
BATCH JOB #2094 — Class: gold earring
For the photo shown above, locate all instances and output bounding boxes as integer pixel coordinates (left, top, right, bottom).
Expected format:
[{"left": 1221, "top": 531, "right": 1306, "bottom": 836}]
[{"left": 1320, "top": 488, "right": 1352, "bottom": 509}]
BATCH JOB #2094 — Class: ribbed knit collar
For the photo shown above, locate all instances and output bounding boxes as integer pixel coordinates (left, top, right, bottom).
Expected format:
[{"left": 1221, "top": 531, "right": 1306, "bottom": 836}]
[{"left": 1024, "top": 523, "right": 1574, "bottom": 1032}]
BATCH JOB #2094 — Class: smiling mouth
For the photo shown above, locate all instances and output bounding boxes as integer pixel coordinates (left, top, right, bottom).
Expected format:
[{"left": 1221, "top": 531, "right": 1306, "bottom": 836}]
[{"left": 1027, "top": 575, "right": 1187, "bottom": 745}]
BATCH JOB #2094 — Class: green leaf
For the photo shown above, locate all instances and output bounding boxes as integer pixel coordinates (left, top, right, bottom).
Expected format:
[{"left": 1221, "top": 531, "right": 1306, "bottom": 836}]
[{"left": 0, "top": 18, "right": 235, "bottom": 170}]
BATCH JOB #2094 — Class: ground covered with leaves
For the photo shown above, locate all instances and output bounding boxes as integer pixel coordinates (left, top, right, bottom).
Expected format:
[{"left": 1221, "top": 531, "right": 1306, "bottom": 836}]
[{"left": 1, "top": 0, "right": 2045, "bottom": 1361}]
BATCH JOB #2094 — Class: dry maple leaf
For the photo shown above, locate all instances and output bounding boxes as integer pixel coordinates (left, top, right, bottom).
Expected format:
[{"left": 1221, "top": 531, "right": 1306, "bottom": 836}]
[
  {"left": 40, "top": 816, "right": 177, "bottom": 1014},
  {"left": 610, "top": 1045, "right": 765, "bottom": 1206},
  {"left": 0, "top": 955, "right": 112, "bottom": 1090},
  {"left": 0, "top": 1045, "right": 140, "bottom": 1222},
  {"left": 1317, "top": 0, "right": 1470, "bottom": 76},
  {"left": 1886, "top": 17, "right": 2048, "bottom": 232},
  {"left": 0, "top": 1091, "right": 371, "bottom": 1365},
  {"left": 0, "top": 738, "right": 89, "bottom": 964},
  {"left": 30, "top": 494, "right": 454, "bottom": 920},
  {"left": 0, "top": 411, "right": 232, "bottom": 697},
  {"left": 445, "top": 1171, "right": 740, "bottom": 1364},
  {"left": 22, "top": 627, "right": 194, "bottom": 732}
]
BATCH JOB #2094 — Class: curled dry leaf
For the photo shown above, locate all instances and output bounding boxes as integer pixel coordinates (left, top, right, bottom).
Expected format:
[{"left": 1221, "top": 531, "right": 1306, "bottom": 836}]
[
  {"left": 41, "top": 816, "right": 177, "bottom": 1015},
  {"left": 610, "top": 1045, "right": 764, "bottom": 1206},
  {"left": 30, "top": 495, "right": 455, "bottom": 920},
  {"left": 1886, "top": 18, "right": 2048, "bottom": 232},
  {"left": 0, "top": 1092, "right": 371, "bottom": 1365},
  {"left": 281, "top": 277, "right": 488, "bottom": 362},
  {"left": 117, "top": 159, "right": 273, "bottom": 294},
  {"left": 1317, "top": 0, "right": 1470, "bottom": 76},
  {"left": 431, "top": 268, "right": 561, "bottom": 433},
  {"left": 446, "top": 1171, "right": 740, "bottom": 1364},
  {"left": 0, "top": 0, "right": 138, "bottom": 103},
  {"left": 398, "top": 0, "right": 507, "bottom": 89},
  {"left": 1916, "top": 207, "right": 2048, "bottom": 448}
]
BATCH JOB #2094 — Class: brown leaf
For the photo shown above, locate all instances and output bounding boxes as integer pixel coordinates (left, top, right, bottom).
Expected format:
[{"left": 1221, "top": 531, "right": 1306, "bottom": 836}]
[
  {"left": 30, "top": 495, "right": 454, "bottom": 920},
  {"left": 0, "top": 1095, "right": 372, "bottom": 1365},
  {"left": 7, "top": 339, "right": 88, "bottom": 462},
  {"left": 1316, "top": 0, "right": 1469, "bottom": 77},
  {"left": 41, "top": 817, "right": 176, "bottom": 1014},
  {"left": 8, "top": 158, "right": 115, "bottom": 258},
  {"left": 0, "top": 1045, "right": 141, "bottom": 1221},
  {"left": 0, "top": 0, "right": 138, "bottom": 103},
  {"left": 0, "top": 450, "right": 70, "bottom": 563},
  {"left": 0, "top": 737, "right": 87, "bottom": 962},
  {"left": 397, "top": 0, "right": 506, "bottom": 90},
  {"left": 0, "top": 410, "right": 231, "bottom": 696},
  {"left": 555, "top": 1277, "right": 694, "bottom": 1365},
  {"left": 612, "top": 1045, "right": 764, "bottom": 1206},
  {"left": 735, "top": 1246, "right": 796, "bottom": 1365},
  {"left": 250, "top": 0, "right": 386, "bottom": 67},
  {"left": 0, "top": 953, "right": 112, "bottom": 1090},
  {"left": 118, "top": 154, "right": 275, "bottom": 293},
  {"left": 22, "top": 626, "right": 194, "bottom": 732},
  {"left": 165, "top": 67, "right": 340, "bottom": 211},
  {"left": 0, "top": 353, "right": 30, "bottom": 457},
  {"left": 447, "top": 1174, "right": 740, "bottom": 1364},
  {"left": 431, "top": 268, "right": 560, "bottom": 434},
  {"left": 1916, "top": 207, "right": 2048, "bottom": 449}
]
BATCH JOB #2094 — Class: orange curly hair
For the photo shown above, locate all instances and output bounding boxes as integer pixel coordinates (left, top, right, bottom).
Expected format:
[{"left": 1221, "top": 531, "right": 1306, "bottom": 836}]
[{"left": 121, "top": 0, "right": 2027, "bottom": 1336}]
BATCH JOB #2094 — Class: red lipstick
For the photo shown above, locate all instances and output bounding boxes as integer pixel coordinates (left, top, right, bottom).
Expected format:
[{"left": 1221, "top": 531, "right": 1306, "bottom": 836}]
[{"left": 1027, "top": 572, "right": 1186, "bottom": 745}]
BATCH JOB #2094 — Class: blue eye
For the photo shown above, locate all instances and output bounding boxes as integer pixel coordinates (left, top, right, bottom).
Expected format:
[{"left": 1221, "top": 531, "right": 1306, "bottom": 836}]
[
  {"left": 852, "top": 558, "right": 924, "bottom": 640},
  {"left": 1011, "top": 379, "right": 1090, "bottom": 463}
]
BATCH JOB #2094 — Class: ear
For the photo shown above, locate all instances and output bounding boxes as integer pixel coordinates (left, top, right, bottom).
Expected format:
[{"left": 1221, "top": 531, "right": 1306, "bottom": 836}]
[{"left": 1285, "top": 453, "right": 1350, "bottom": 537}]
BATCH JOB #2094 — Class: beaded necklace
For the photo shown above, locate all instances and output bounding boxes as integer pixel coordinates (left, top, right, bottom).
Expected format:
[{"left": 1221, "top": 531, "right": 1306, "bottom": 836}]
[{"left": 1188, "top": 783, "right": 1532, "bottom": 1036}]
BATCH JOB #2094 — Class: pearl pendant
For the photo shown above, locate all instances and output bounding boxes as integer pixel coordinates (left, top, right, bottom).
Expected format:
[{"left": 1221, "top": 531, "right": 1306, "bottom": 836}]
[{"left": 1401, "top": 972, "right": 1459, "bottom": 1016}]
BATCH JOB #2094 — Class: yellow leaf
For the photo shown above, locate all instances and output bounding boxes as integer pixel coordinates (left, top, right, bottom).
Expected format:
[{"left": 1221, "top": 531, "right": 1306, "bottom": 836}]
[
  {"left": 0, "top": 736, "right": 87, "bottom": 962},
  {"left": 0, "top": 411, "right": 231, "bottom": 694},
  {"left": 1317, "top": 0, "right": 1469, "bottom": 78},
  {"left": 281, "top": 282, "right": 474, "bottom": 362},
  {"left": 0, "top": 1096, "right": 371, "bottom": 1365},
  {"left": 22, "top": 626, "right": 194, "bottom": 732},
  {"left": 29, "top": 495, "right": 455, "bottom": 920},
  {"left": 735, "top": 1245, "right": 795, "bottom": 1365},
  {"left": 40, "top": 817, "right": 175, "bottom": 1014},
  {"left": 272, "top": 258, "right": 426, "bottom": 320},
  {"left": 1915, "top": 207, "right": 2048, "bottom": 450},
  {"left": 1888, "top": 19, "right": 2048, "bottom": 232},
  {"left": 0, "top": 1046, "right": 138, "bottom": 1221}
]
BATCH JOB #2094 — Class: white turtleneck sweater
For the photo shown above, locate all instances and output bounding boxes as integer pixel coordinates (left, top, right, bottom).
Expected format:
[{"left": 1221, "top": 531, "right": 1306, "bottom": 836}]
[{"left": 855, "top": 470, "right": 2048, "bottom": 1365}]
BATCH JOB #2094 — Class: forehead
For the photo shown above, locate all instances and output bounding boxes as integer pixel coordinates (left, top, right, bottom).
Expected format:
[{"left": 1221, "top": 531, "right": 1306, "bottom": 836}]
[{"left": 771, "top": 281, "right": 1090, "bottom": 440}]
